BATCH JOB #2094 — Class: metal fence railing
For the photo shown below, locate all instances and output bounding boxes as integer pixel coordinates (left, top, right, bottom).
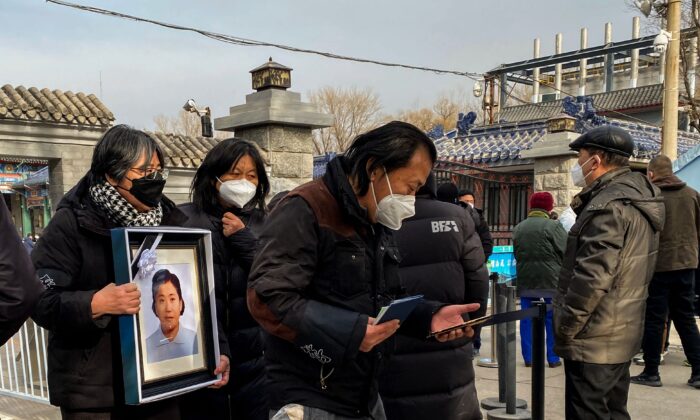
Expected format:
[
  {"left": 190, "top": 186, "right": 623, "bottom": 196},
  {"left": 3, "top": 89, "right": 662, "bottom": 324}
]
[{"left": 0, "top": 319, "right": 50, "bottom": 403}]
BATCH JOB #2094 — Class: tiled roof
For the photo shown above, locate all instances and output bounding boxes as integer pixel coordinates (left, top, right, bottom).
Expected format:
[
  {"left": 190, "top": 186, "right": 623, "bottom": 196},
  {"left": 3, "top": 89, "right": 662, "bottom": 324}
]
[
  {"left": 146, "top": 131, "right": 221, "bottom": 169},
  {"left": 434, "top": 121, "right": 546, "bottom": 166},
  {"left": 500, "top": 84, "right": 664, "bottom": 123},
  {"left": 435, "top": 119, "right": 700, "bottom": 166},
  {"left": 0, "top": 85, "right": 114, "bottom": 127}
]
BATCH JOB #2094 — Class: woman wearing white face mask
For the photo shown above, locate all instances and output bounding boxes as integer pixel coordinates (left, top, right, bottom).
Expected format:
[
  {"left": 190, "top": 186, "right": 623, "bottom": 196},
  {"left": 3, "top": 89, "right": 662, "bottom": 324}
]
[{"left": 178, "top": 138, "right": 270, "bottom": 420}]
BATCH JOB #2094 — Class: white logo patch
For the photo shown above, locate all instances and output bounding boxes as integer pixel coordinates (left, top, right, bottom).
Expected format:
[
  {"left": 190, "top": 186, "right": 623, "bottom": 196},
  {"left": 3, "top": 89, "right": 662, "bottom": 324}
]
[
  {"left": 39, "top": 274, "right": 55, "bottom": 289},
  {"left": 431, "top": 220, "right": 459, "bottom": 233}
]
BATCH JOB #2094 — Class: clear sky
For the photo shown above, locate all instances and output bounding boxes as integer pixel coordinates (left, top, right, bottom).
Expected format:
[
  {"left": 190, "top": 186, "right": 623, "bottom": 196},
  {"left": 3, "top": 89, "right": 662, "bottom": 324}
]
[{"left": 1, "top": 0, "right": 644, "bottom": 131}]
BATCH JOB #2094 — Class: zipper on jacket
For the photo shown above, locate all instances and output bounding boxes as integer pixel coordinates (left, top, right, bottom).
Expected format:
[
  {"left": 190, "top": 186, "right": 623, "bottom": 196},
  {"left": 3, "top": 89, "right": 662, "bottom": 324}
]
[{"left": 319, "top": 364, "right": 335, "bottom": 390}]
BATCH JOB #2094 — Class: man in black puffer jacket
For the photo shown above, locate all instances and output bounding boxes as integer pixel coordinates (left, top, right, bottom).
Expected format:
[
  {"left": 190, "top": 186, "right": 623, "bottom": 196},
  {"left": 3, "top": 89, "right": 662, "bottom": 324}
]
[{"left": 379, "top": 173, "right": 489, "bottom": 420}]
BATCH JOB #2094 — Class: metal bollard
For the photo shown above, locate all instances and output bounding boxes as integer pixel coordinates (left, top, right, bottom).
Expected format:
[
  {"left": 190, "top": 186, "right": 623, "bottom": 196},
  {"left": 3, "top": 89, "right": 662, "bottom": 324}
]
[
  {"left": 481, "top": 283, "right": 527, "bottom": 413},
  {"left": 477, "top": 276, "right": 499, "bottom": 368},
  {"left": 531, "top": 300, "right": 547, "bottom": 420},
  {"left": 487, "top": 285, "right": 530, "bottom": 420}
]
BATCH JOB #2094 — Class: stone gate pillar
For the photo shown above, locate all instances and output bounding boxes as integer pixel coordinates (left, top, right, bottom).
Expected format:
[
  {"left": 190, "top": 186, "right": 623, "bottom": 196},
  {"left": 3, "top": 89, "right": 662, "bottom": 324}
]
[
  {"left": 520, "top": 114, "right": 582, "bottom": 213},
  {"left": 214, "top": 59, "right": 332, "bottom": 196}
]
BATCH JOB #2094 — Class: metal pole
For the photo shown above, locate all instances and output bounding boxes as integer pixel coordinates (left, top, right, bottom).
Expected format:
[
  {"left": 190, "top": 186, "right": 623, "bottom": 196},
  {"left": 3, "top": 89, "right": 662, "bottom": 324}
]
[
  {"left": 604, "top": 23, "right": 614, "bottom": 92},
  {"left": 555, "top": 33, "right": 563, "bottom": 99},
  {"left": 489, "top": 77, "right": 495, "bottom": 125},
  {"left": 579, "top": 28, "right": 588, "bottom": 96},
  {"left": 533, "top": 38, "right": 541, "bottom": 103},
  {"left": 478, "top": 277, "right": 499, "bottom": 368},
  {"left": 631, "top": 17, "right": 640, "bottom": 88},
  {"left": 663, "top": 0, "right": 681, "bottom": 160},
  {"left": 499, "top": 73, "right": 508, "bottom": 120},
  {"left": 497, "top": 284, "right": 508, "bottom": 403},
  {"left": 505, "top": 286, "right": 517, "bottom": 414},
  {"left": 531, "top": 300, "right": 547, "bottom": 420}
]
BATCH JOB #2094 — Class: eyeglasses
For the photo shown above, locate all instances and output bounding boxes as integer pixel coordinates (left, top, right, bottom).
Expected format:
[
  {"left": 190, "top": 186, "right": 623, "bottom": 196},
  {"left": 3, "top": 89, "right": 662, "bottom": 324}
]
[{"left": 130, "top": 167, "right": 169, "bottom": 180}]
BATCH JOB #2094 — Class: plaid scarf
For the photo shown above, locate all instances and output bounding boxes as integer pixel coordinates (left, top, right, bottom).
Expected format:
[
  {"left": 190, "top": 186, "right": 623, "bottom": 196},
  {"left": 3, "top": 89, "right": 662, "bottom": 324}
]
[{"left": 89, "top": 181, "right": 163, "bottom": 227}]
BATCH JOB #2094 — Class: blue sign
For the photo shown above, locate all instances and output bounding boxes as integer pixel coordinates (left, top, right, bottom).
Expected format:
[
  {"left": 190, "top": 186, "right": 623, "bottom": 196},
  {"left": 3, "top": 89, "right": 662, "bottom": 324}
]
[{"left": 487, "top": 245, "right": 516, "bottom": 282}]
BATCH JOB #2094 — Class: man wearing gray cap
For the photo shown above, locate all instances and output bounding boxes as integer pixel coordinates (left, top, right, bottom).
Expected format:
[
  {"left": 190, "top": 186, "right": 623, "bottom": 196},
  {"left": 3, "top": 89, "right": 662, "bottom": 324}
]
[{"left": 553, "top": 126, "right": 665, "bottom": 420}]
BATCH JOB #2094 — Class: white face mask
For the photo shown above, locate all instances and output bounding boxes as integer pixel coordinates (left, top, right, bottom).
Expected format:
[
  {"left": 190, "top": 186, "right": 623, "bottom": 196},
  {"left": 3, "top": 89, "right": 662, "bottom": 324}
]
[
  {"left": 370, "top": 168, "right": 416, "bottom": 230},
  {"left": 570, "top": 157, "right": 597, "bottom": 188},
  {"left": 217, "top": 178, "right": 257, "bottom": 208}
]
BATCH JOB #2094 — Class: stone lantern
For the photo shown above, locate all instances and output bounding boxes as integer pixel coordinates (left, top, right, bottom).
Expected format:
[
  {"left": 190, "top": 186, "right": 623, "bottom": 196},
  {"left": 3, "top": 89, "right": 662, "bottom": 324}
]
[
  {"left": 547, "top": 113, "right": 577, "bottom": 133},
  {"left": 215, "top": 59, "right": 332, "bottom": 194},
  {"left": 250, "top": 58, "right": 292, "bottom": 91}
]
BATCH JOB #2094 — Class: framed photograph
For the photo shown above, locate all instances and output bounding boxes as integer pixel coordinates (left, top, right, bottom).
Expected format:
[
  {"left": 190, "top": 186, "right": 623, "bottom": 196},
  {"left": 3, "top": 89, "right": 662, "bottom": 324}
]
[{"left": 111, "top": 227, "right": 220, "bottom": 405}]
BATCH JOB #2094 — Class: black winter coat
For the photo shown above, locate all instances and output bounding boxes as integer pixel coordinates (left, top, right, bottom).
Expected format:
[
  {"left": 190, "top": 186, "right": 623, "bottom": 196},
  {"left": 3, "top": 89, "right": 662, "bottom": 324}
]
[
  {"left": 379, "top": 190, "right": 489, "bottom": 420},
  {"left": 248, "top": 157, "right": 439, "bottom": 418},
  {"left": 31, "top": 176, "right": 186, "bottom": 409},
  {"left": 0, "top": 198, "right": 43, "bottom": 346},
  {"left": 179, "top": 203, "right": 268, "bottom": 418}
]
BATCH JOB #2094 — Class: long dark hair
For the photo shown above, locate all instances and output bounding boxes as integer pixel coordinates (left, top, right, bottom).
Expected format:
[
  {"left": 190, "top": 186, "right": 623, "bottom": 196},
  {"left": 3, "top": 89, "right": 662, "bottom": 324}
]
[
  {"left": 190, "top": 138, "right": 270, "bottom": 213},
  {"left": 344, "top": 121, "right": 437, "bottom": 195}
]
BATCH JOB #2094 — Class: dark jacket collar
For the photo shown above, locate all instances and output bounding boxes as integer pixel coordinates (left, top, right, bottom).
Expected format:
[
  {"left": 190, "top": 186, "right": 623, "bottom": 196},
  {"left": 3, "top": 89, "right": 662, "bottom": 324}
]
[
  {"left": 57, "top": 175, "right": 186, "bottom": 236},
  {"left": 653, "top": 174, "right": 687, "bottom": 190},
  {"left": 571, "top": 167, "right": 630, "bottom": 214},
  {"left": 322, "top": 157, "right": 371, "bottom": 229}
]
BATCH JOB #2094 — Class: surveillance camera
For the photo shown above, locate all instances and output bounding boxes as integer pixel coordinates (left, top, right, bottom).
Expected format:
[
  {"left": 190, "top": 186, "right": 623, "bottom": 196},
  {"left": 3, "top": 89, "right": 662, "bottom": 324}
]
[
  {"left": 653, "top": 30, "right": 670, "bottom": 54},
  {"left": 183, "top": 99, "right": 197, "bottom": 112}
]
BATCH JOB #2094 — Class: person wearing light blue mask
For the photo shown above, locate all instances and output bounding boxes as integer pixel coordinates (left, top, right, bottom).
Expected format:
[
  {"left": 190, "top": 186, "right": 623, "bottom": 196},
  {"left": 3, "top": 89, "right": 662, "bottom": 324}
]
[{"left": 179, "top": 138, "right": 271, "bottom": 420}]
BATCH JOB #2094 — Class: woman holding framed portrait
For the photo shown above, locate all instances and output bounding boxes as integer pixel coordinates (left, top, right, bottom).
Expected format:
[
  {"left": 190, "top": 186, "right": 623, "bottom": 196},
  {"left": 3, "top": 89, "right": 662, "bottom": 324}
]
[
  {"left": 31, "top": 125, "right": 206, "bottom": 419},
  {"left": 179, "top": 138, "right": 270, "bottom": 420}
]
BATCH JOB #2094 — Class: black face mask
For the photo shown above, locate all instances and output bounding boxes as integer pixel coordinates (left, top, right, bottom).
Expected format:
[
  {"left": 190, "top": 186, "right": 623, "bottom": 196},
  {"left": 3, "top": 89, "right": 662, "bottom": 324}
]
[{"left": 121, "top": 176, "right": 166, "bottom": 208}]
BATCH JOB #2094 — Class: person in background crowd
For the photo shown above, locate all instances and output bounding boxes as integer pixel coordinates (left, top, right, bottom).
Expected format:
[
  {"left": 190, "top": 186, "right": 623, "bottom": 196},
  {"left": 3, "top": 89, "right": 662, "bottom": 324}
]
[
  {"left": 631, "top": 154, "right": 700, "bottom": 389},
  {"left": 31, "top": 125, "right": 215, "bottom": 420},
  {"left": 549, "top": 211, "right": 559, "bottom": 221},
  {"left": 179, "top": 138, "right": 270, "bottom": 420},
  {"left": 379, "top": 172, "right": 488, "bottom": 420},
  {"left": 557, "top": 206, "right": 577, "bottom": 233},
  {"left": 22, "top": 232, "right": 35, "bottom": 254},
  {"left": 0, "top": 198, "right": 43, "bottom": 346},
  {"left": 248, "top": 121, "right": 482, "bottom": 420},
  {"left": 457, "top": 189, "right": 493, "bottom": 259},
  {"left": 553, "top": 126, "right": 663, "bottom": 420},
  {"left": 437, "top": 183, "right": 493, "bottom": 356},
  {"left": 513, "top": 192, "right": 566, "bottom": 368}
]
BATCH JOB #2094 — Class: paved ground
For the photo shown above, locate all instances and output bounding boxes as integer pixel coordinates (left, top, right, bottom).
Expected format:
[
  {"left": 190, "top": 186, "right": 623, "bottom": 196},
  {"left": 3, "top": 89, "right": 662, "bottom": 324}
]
[
  {"left": 1, "top": 320, "right": 699, "bottom": 420},
  {"left": 474, "top": 320, "right": 700, "bottom": 419}
]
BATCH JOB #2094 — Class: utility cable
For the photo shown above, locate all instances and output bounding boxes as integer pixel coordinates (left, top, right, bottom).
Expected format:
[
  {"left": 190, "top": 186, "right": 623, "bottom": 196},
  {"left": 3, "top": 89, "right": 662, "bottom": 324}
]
[{"left": 46, "top": 0, "right": 483, "bottom": 80}]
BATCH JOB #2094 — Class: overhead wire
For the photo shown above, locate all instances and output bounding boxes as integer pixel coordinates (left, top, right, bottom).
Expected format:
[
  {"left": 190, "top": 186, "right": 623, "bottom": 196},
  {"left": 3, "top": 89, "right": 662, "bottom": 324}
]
[
  {"left": 46, "top": 0, "right": 482, "bottom": 80},
  {"left": 46, "top": 0, "right": 665, "bottom": 128}
]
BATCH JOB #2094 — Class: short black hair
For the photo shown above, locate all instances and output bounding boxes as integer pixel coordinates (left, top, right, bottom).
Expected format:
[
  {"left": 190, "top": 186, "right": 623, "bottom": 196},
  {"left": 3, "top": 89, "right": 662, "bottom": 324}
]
[
  {"left": 89, "top": 125, "right": 164, "bottom": 185},
  {"left": 151, "top": 269, "right": 185, "bottom": 315},
  {"left": 436, "top": 182, "right": 459, "bottom": 204},
  {"left": 191, "top": 138, "right": 270, "bottom": 213},
  {"left": 458, "top": 189, "right": 475, "bottom": 198},
  {"left": 583, "top": 147, "right": 629, "bottom": 169},
  {"left": 344, "top": 121, "right": 437, "bottom": 195}
]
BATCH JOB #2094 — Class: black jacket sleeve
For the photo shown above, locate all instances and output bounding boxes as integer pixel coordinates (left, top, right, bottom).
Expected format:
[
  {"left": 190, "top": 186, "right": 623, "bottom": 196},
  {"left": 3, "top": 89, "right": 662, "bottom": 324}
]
[
  {"left": 0, "top": 199, "right": 44, "bottom": 345},
  {"left": 461, "top": 213, "right": 490, "bottom": 320},
  {"left": 226, "top": 227, "right": 258, "bottom": 272},
  {"left": 31, "top": 209, "right": 108, "bottom": 333},
  {"left": 247, "top": 197, "right": 367, "bottom": 367}
]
